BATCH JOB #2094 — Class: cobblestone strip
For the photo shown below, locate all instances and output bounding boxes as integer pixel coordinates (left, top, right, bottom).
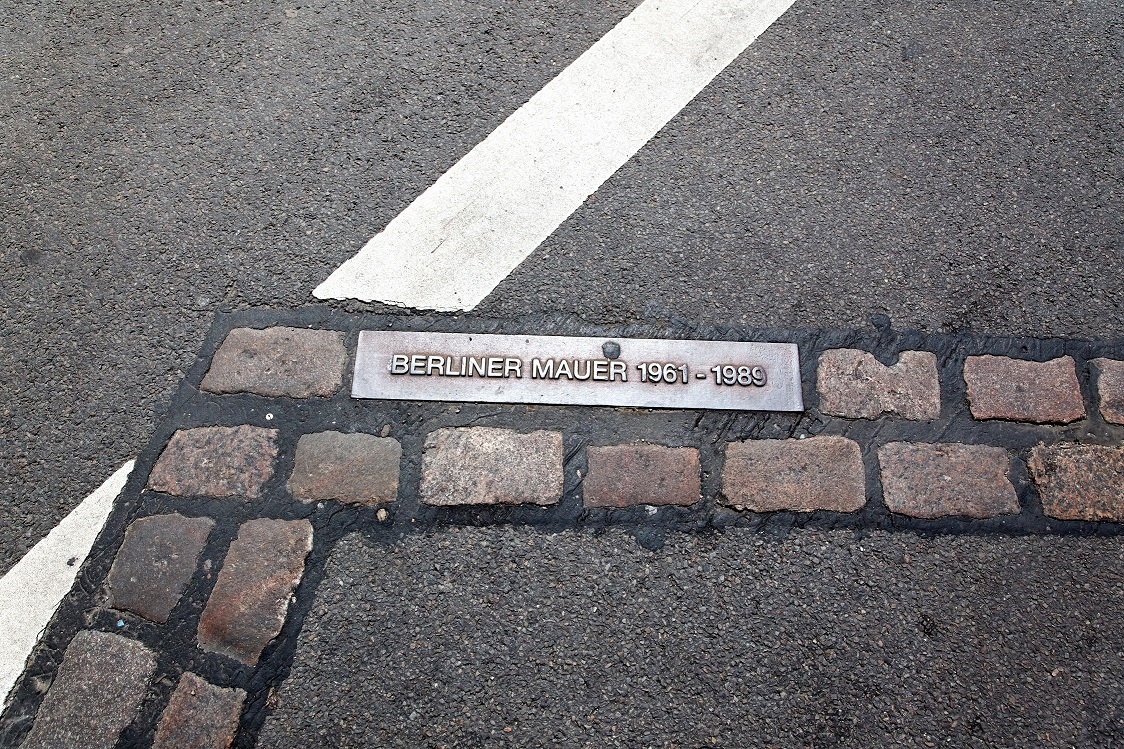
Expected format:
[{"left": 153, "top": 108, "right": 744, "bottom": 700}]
[
  {"left": 197, "top": 518, "right": 313, "bottom": 666},
  {"left": 148, "top": 425, "right": 279, "bottom": 498},
  {"left": 201, "top": 326, "right": 347, "bottom": 398},
  {"left": 963, "top": 355, "right": 1085, "bottom": 424},
  {"left": 817, "top": 349, "right": 940, "bottom": 420},
  {"left": 878, "top": 442, "right": 1019, "bottom": 519},
  {"left": 107, "top": 513, "right": 215, "bottom": 624},
  {"left": 720, "top": 436, "right": 866, "bottom": 513},
  {"left": 152, "top": 672, "right": 246, "bottom": 749},
  {"left": 8, "top": 315, "right": 1124, "bottom": 749},
  {"left": 420, "top": 427, "right": 563, "bottom": 506},
  {"left": 583, "top": 444, "right": 700, "bottom": 508},
  {"left": 19, "top": 631, "right": 156, "bottom": 749},
  {"left": 288, "top": 431, "right": 401, "bottom": 505},
  {"left": 1028, "top": 444, "right": 1124, "bottom": 522}
]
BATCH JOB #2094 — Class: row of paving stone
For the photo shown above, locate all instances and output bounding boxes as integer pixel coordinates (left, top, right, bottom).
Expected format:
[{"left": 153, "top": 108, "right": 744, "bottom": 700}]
[
  {"left": 14, "top": 324, "right": 1124, "bottom": 748},
  {"left": 137, "top": 419, "right": 1124, "bottom": 522}
]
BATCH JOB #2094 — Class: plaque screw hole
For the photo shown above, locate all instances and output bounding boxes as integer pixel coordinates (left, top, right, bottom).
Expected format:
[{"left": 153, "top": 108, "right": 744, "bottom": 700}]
[{"left": 602, "top": 341, "right": 621, "bottom": 359}]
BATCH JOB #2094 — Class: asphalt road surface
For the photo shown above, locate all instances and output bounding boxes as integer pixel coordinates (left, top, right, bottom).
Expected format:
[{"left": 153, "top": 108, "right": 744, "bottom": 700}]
[
  {"left": 2, "top": 0, "right": 1122, "bottom": 743},
  {"left": 260, "top": 528, "right": 1124, "bottom": 748}
]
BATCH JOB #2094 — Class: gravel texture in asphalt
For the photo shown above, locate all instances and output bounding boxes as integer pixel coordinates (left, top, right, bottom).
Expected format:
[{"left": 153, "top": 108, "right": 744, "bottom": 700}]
[
  {"left": 259, "top": 527, "right": 1124, "bottom": 749},
  {"left": 0, "top": 0, "right": 640, "bottom": 572},
  {"left": 482, "top": 0, "right": 1123, "bottom": 335}
]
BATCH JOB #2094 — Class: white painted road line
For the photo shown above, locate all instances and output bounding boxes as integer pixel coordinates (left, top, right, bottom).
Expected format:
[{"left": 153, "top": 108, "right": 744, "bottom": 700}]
[
  {"left": 315, "top": 0, "right": 797, "bottom": 311},
  {"left": 0, "top": 460, "right": 133, "bottom": 707}
]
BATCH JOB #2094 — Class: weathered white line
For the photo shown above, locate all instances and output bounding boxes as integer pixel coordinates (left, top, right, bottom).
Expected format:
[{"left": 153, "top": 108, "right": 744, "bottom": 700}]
[
  {"left": 0, "top": 460, "right": 133, "bottom": 707},
  {"left": 315, "top": 0, "right": 796, "bottom": 311}
]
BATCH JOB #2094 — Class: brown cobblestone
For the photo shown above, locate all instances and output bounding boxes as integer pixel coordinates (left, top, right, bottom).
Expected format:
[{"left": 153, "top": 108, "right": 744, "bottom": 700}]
[
  {"left": 720, "top": 436, "right": 866, "bottom": 513},
  {"left": 153, "top": 672, "right": 246, "bottom": 749},
  {"left": 198, "top": 518, "right": 313, "bottom": 666},
  {"left": 148, "top": 425, "right": 279, "bottom": 498},
  {"left": 107, "top": 513, "right": 214, "bottom": 623},
  {"left": 584, "top": 445, "right": 700, "bottom": 508},
  {"left": 1092, "top": 358, "right": 1124, "bottom": 425},
  {"left": 1029, "top": 443, "right": 1124, "bottom": 522},
  {"left": 420, "top": 427, "right": 563, "bottom": 506},
  {"left": 288, "top": 431, "right": 401, "bottom": 505},
  {"left": 817, "top": 349, "right": 941, "bottom": 420},
  {"left": 963, "top": 355, "right": 1084, "bottom": 423},
  {"left": 20, "top": 631, "right": 156, "bottom": 749},
  {"left": 878, "top": 442, "right": 1018, "bottom": 519},
  {"left": 201, "top": 326, "right": 347, "bottom": 398}
]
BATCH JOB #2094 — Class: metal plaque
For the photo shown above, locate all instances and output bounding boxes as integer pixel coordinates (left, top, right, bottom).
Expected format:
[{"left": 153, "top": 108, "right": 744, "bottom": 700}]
[{"left": 353, "top": 331, "right": 803, "bottom": 411}]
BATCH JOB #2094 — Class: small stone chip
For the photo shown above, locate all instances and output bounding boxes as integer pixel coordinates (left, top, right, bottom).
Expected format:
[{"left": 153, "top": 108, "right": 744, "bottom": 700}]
[
  {"left": 1092, "top": 358, "right": 1124, "bottom": 425},
  {"left": 201, "top": 326, "right": 347, "bottom": 398},
  {"left": 153, "top": 672, "right": 246, "bottom": 749},
  {"left": 288, "top": 431, "right": 401, "bottom": 505},
  {"left": 963, "top": 355, "right": 1084, "bottom": 424},
  {"left": 420, "top": 427, "right": 563, "bottom": 506},
  {"left": 148, "top": 425, "right": 279, "bottom": 498},
  {"left": 1028, "top": 443, "right": 1124, "bottom": 522},
  {"left": 584, "top": 444, "right": 700, "bottom": 508},
  {"left": 21, "top": 631, "right": 156, "bottom": 749},
  {"left": 198, "top": 518, "right": 313, "bottom": 666},
  {"left": 720, "top": 436, "right": 866, "bottom": 513},
  {"left": 878, "top": 442, "right": 1019, "bottom": 519},
  {"left": 817, "top": 349, "right": 941, "bottom": 420},
  {"left": 107, "top": 513, "right": 215, "bottom": 623}
]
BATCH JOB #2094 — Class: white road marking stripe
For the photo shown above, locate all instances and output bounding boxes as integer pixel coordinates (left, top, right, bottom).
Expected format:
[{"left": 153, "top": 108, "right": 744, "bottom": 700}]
[
  {"left": 0, "top": 460, "right": 134, "bottom": 707},
  {"left": 314, "top": 0, "right": 797, "bottom": 311}
]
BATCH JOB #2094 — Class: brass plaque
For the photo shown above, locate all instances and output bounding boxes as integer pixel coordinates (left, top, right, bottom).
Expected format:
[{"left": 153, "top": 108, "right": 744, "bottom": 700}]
[{"left": 353, "top": 331, "right": 803, "bottom": 411}]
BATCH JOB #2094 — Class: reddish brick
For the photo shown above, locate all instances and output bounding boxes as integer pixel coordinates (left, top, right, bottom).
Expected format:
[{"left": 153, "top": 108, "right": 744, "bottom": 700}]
[
  {"left": 20, "top": 631, "right": 156, "bottom": 749},
  {"left": 963, "top": 355, "right": 1084, "bottom": 424},
  {"left": 1092, "top": 358, "right": 1124, "bottom": 425},
  {"left": 153, "top": 672, "right": 245, "bottom": 749},
  {"left": 288, "top": 431, "right": 401, "bottom": 505},
  {"left": 107, "top": 513, "right": 214, "bottom": 623},
  {"left": 198, "top": 518, "right": 313, "bottom": 666},
  {"left": 720, "top": 436, "right": 866, "bottom": 513},
  {"left": 1028, "top": 443, "right": 1124, "bottom": 522},
  {"left": 584, "top": 445, "right": 700, "bottom": 508},
  {"left": 420, "top": 427, "right": 563, "bottom": 506},
  {"left": 201, "top": 326, "right": 347, "bottom": 398},
  {"left": 148, "top": 425, "right": 279, "bottom": 498},
  {"left": 817, "top": 349, "right": 940, "bottom": 420},
  {"left": 878, "top": 442, "right": 1018, "bottom": 519}
]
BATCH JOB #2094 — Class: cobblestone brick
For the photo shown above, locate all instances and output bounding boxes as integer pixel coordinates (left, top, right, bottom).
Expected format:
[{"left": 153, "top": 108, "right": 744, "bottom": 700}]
[
  {"left": 720, "top": 436, "right": 866, "bottom": 513},
  {"left": 148, "top": 425, "right": 279, "bottom": 498},
  {"left": 201, "top": 326, "right": 347, "bottom": 398},
  {"left": 20, "top": 631, "right": 156, "bottom": 749},
  {"left": 153, "top": 672, "right": 246, "bottom": 749},
  {"left": 198, "top": 518, "right": 313, "bottom": 666},
  {"left": 107, "top": 513, "right": 214, "bottom": 623},
  {"left": 420, "top": 427, "right": 563, "bottom": 506},
  {"left": 583, "top": 445, "right": 700, "bottom": 508},
  {"left": 1092, "top": 358, "right": 1124, "bottom": 425},
  {"left": 878, "top": 442, "right": 1018, "bottom": 519},
  {"left": 288, "top": 431, "right": 401, "bottom": 505},
  {"left": 817, "top": 349, "right": 940, "bottom": 420},
  {"left": 1029, "top": 444, "right": 1124, "bottom": 522},
  {"left": 963, "top": 355, "right": 1084, "bottom": 423}
]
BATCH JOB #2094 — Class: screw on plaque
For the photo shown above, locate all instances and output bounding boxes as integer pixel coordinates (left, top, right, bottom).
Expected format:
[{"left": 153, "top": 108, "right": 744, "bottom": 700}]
[{"left": 602, "top": 341, "right": 621, "bottom": 359}]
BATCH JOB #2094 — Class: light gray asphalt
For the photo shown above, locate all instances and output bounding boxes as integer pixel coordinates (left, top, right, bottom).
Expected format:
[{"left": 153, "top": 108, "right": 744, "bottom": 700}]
[
  {"left": 261, "top": 528, "right": 1124, "bottom": 748},
  {"left": 482, "top": 0, "right": 1124, "bottom": 335}
]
